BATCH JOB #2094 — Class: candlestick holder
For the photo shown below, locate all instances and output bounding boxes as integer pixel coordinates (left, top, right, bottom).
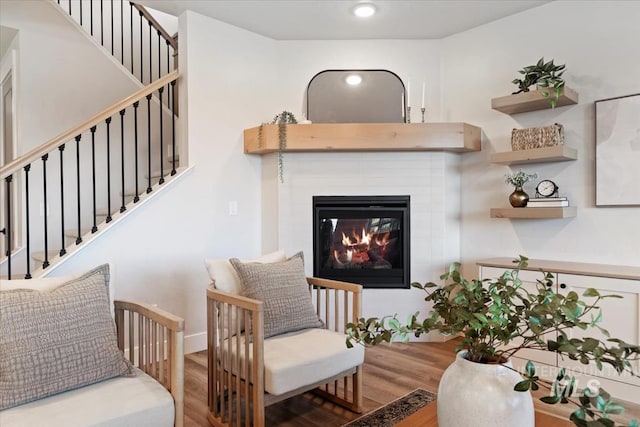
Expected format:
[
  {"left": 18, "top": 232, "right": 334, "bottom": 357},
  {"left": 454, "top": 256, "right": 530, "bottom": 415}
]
[
  {"left": 421, "top": 107, "right": 426, "bottom": 123},
  {"left": 406, "top": 106, "right": 411, "bottom": 123}
]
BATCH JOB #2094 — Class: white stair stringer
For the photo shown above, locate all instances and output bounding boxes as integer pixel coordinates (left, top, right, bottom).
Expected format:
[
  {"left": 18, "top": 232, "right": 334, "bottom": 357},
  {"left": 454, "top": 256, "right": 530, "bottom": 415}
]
[{"left": 31, "top": 166, "right": 192, "bottom": 278}]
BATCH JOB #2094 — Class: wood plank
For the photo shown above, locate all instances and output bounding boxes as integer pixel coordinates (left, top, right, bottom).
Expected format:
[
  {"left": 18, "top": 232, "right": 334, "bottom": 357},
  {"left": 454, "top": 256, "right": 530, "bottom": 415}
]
[
  {"left": 243, "top": 123, "right": 481, "bottom": 154},
  {"left": 477, "top": 258, "right": 640, "bottom": 281},
  {"left": 183, "top": 340, "right": 640, "bottom": 427},
  {"left": 491, "top": 86, "right": 579, "bottom": 114},
  {"left": 491, "top": 145, "right": 578, "bottom": 165},
  {"left": 490, "top": 207, "right": 577, "bottom": 219}
]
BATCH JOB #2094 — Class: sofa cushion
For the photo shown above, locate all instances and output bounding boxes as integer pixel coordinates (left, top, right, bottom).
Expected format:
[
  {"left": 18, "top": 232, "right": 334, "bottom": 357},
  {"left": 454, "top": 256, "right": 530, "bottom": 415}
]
[
  {"left": 204, "top": 250, "right": 286, "bottom": 294},
  {"left": 230, "top": 252, "right": 322, "bottom": 338},
  {"left": 0, "top": 367, "right": 173, "bottom": 427},
  {"left": 225, "top": 328, "right": 365, "bottom": 396},
  {"left": 0, "top": 264, "right": 134, "bottom": 410}
]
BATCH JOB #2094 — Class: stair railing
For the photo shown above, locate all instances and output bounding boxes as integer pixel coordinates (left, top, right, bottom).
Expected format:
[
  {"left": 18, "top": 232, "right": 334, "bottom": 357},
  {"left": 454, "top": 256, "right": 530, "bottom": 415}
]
[
  {"left": 1, "top": 71, "right": 179, "bottom": 279},
  {"left": 54, "top": 0, "right": 177, "bottom": 110}
]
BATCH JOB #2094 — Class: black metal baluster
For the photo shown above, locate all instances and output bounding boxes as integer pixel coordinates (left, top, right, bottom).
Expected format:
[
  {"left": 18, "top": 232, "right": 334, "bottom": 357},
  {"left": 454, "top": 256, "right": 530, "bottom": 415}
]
[
  {"left": 133, "top": 101, "right": 140, "bottom": 202},
  {"left": 75, "top": 135, "right": 82, "bottom": 244},
  {"left": 68, "top": 0, "right": 71, "bottom": 15},
  {"left": 100, "top": 0, "right": 104, "bottom": 46},
  {"left": 4, "top": 176, "right": 11, "bottom": 278},
  {"left": 90, "top": 0, "right": 94, "bottom": 36},
  {"left": 42, "top": 154, "right": 50, "bottom": 269},
  {"left": 148, "top": 21, "right": 152, "bottom": 84},
  {"left": 24, "top": 165, "right": 32, "bottom": 279},
  {"left": 139, "top": 10, "right": 143, "bottom": 84},
  {"left": 129, "top": 2, "right": 134, "bottom": 76},
  {"left": 120, "top": 108, "right": 126, "bottom": 212},
  {"left": 166, "top": 39, "right": 171, "bottom": 108},
  {"left": 90, "top": 126, "right": 98, "bottom": 233},
  {"left": 158, "top": 87, "right": 165, "bottom": 184},
  {"left": 146, "top": 93, "right": 152, "bottom": 193},
  {"left": 157, "top": 30, "right": 161, "bottom": 81},
  {"left": 58, "top": 144, "right": 66, "bottom": 257},
  {"left": 110, "top": 0, "right": 114, "bottom": 55},
  {"left": 171, "top": 80, "right": 176, "bottom": 175},
  {"left": 80, "top": 1, "right": 83, "bottom": 26},
  {"left": 106, "top": 117, "right": 113, "bottom": 222}
]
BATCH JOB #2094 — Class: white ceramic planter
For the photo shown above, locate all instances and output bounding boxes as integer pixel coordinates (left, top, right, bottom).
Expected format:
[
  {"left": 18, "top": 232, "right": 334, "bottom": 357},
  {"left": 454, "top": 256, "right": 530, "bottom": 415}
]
[{"left": 437, "top": 351, "right": 534, "bottom": 427}]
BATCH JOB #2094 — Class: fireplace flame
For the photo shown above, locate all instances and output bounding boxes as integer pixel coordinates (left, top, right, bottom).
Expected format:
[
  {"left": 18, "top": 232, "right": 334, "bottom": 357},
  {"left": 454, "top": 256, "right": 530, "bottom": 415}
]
[
  {"left": 342, "top": 228, "right": 373, "bottom": 248},
  {"left": 333, "top": 228, "right": 392, "bottom": 268}
]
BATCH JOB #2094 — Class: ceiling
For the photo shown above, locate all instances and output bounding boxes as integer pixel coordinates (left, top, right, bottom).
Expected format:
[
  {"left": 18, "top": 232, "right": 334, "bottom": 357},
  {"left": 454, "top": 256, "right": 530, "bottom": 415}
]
[{"left": 135, "top": 0, "right": 551, "bottom": 40}]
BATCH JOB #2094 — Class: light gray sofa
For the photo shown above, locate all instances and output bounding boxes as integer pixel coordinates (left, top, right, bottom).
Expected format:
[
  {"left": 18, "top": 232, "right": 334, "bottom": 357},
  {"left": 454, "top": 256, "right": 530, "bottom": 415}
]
[{"left": 0, "top": 265, "right": 184, "bottom": 427}]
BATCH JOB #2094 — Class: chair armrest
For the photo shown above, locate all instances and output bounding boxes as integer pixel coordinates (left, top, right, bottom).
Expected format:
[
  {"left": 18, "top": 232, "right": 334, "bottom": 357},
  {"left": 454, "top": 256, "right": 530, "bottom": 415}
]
[
  {"left": 206, "top": 285, "right": 266, "bottom": 423},
  {"left": 114, "top": 300, "right": 184, "bottom": 427}
]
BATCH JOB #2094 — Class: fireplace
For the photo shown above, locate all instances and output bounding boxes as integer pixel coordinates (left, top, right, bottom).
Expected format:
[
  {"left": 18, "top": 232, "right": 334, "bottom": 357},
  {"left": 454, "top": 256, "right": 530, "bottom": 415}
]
[{"left": 312, "top": 195, "right": 410, "bottom": 289}]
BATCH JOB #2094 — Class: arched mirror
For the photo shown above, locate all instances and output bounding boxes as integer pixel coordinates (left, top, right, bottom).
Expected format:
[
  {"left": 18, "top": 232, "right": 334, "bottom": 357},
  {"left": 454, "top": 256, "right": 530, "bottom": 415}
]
[{"left": 306, "top": 70, "right": 406, "bottom": 123}]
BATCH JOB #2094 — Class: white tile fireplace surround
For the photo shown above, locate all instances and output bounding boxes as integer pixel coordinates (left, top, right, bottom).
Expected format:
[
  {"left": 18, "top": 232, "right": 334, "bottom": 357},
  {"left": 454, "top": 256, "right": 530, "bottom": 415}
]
[{"left": 261, "top": 151, "right": 462, "bottom": 341}]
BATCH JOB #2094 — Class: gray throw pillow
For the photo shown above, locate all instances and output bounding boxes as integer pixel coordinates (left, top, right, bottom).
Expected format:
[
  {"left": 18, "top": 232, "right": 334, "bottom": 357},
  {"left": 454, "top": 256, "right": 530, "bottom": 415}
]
[
  {"left": 0, "top": 264, "right": 134, "bottom": 410},
  {"left": 230, "top": 252, "right": 323, "bottom": 338}
]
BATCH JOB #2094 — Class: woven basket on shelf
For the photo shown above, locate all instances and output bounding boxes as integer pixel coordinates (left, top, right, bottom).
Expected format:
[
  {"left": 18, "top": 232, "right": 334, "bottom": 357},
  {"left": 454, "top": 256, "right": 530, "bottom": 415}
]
[{"left": 511, "top": 123, "right": 564, "bottom": 151}]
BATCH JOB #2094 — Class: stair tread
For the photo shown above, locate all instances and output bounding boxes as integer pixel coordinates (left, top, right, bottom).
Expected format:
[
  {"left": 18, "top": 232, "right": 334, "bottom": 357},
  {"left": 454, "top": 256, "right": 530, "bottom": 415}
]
[{"left": 32, "top": 250, "right": 62, "bottom": 262}]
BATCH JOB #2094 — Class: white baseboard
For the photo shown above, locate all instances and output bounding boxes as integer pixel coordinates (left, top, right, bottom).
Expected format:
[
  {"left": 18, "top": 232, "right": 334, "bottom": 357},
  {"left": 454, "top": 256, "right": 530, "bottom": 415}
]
[{"left": 185, "top": 331, "right": 207, "bottom": 354}]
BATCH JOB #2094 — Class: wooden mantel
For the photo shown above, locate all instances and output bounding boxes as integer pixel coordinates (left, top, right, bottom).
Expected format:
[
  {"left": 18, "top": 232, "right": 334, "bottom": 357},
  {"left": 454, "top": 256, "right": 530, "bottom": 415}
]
[{"left": 243, "top": 123, "right": 481, "bottom": 154}]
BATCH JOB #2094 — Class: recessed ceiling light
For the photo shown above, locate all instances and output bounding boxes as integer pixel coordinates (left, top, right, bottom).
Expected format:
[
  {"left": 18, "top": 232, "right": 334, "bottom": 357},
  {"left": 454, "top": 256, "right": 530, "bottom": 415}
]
[
  {"left": 345, "top": 74, "right": 363, "bottom": 85},
  {"left": 353, "top": 3, "right": 376, "bottom": 18}
]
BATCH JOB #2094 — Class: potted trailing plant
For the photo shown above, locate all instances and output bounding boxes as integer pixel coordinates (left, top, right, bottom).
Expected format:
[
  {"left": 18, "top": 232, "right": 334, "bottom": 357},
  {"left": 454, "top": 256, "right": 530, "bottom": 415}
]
[
  {"left": 505, "top": 169, "right": 537, "bottom": 207},
  {"left": 512, "top": 57, "right": 567, "bottom": 108},
  {"left": 346, "top": 256, "right": 640, "bottom": 427},
  {"left": 258, "top": 111, "right": 298, "bottom": 183}
]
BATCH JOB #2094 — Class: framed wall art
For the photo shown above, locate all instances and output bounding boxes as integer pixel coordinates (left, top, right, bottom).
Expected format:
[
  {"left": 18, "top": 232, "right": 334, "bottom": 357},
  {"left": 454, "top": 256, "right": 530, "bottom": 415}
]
[{"left": 595, "top": 93, "right": 640, "bottom": 206}]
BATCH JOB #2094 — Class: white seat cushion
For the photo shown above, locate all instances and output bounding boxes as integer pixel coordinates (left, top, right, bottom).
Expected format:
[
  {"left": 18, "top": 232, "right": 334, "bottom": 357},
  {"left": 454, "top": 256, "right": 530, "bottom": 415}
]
[
  {"left": 0, "top": 368, "right": 174, "bottom": 427},
  {"left": 224, "top": 328, "right": 364, "bottom": 396},
  {"left": 265, "top": 328, "right": 364, "bottom": 395}
]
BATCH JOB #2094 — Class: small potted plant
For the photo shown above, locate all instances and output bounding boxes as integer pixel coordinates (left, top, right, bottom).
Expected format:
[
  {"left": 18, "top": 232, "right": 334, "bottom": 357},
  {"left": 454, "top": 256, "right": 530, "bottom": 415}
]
[
  {"left": 346, "top": 256, "right": 640, "bottom": 427},
  {"left": 505, "top": 169, "right": 537, "bottom": 207},
  {"left": 512, "top": 57, "right": 567, "bottom": 108},
  {"left": 257, "top": 111, "right": 298, "bottom": 183}
]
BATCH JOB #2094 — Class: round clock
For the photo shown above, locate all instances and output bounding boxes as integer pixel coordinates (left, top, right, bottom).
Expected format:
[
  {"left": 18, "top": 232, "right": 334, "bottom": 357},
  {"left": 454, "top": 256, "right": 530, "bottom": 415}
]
[{"left": 535, "top": 179, "right": 559, "bottom": 198}]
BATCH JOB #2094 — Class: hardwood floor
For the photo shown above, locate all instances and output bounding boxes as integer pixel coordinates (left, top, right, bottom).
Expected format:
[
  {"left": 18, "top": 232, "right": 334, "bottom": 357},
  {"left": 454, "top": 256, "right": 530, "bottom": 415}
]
[{"left": 183, "top": 339, "right": 640, "bottom": 426}]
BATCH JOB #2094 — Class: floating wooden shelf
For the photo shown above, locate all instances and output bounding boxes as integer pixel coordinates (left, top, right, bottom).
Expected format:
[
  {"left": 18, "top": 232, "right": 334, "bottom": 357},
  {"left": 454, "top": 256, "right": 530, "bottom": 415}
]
[
  {"left": 491, "top": 145, "right": 578, "bottom": 165},
  {"left": 491, "top": 86, "right": 579, "bottom": 114},
  {"left": 490, "top": 207, "right": 577, "bottom": 219},
  {"left": 243, "top": 123, "right": 481, "bottom": 154}
]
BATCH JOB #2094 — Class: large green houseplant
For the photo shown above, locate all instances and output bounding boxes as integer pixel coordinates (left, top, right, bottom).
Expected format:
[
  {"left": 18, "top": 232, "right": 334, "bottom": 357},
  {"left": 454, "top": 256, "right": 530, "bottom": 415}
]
[{"left": 346, "top": 256, "right": 639, "bottom": 427}]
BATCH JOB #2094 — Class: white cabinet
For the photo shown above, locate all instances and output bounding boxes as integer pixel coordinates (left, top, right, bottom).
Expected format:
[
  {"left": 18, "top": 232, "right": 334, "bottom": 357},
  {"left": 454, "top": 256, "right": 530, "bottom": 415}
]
[
  {"left": 478, "top": 258, "right": 640, "bottom": 404},
  {"left": 559, "top": 273, "right": 640, "bottom": 390}
]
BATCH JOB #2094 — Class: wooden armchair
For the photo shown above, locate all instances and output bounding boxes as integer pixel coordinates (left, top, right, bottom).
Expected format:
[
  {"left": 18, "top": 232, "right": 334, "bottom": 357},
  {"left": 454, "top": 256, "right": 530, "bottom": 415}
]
[
  {"left": 206, "top": 277, "right": 363, "bottom": 427},
  {"left": 115, "top": 301, "right": 185, "bottom": 427}
]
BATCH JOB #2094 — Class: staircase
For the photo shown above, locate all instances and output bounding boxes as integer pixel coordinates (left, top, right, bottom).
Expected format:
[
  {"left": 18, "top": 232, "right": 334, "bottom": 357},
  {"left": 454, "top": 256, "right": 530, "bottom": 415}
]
[{"left": 1, "top": 0, "right": 183, "bottom": 279}]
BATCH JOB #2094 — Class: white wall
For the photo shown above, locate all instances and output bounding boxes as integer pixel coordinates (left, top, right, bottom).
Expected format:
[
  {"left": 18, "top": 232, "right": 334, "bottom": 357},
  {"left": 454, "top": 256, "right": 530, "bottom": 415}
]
[
  {"left": 0, "top": 0, "right": 141, "bottom": 155},
  {"left": 8, "top": 1, "right": 639, "bottom": 354},
  {"left": 441, "top": 0, "right": 640, "bottom": 275},
  {"left": 51, "top": 10, "right": 278, "bottom": 353}
]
